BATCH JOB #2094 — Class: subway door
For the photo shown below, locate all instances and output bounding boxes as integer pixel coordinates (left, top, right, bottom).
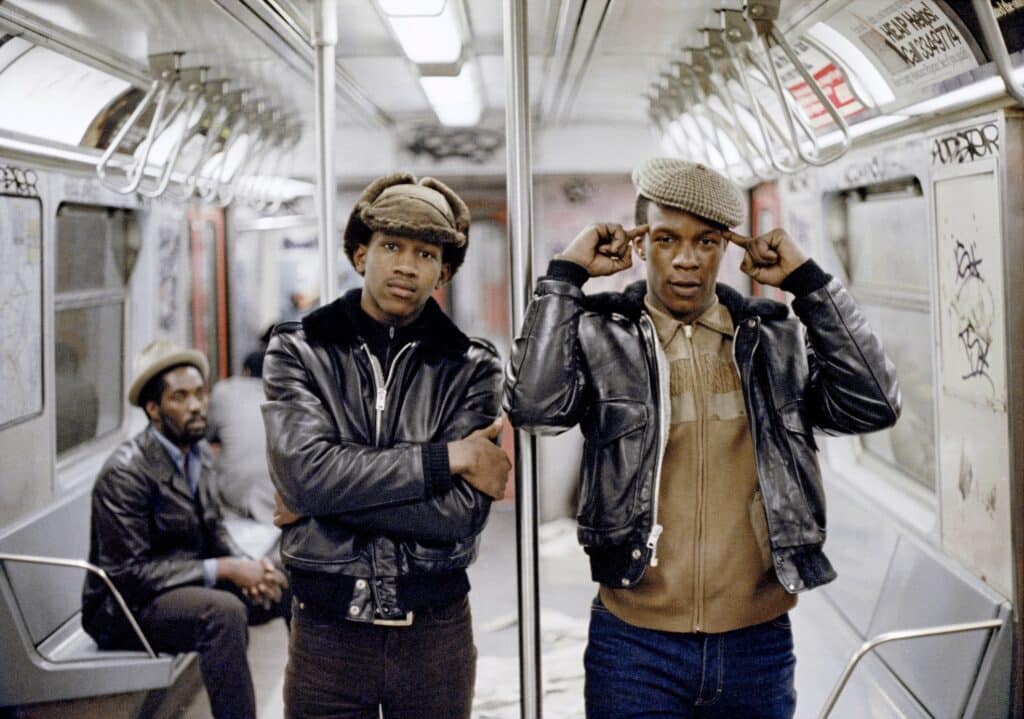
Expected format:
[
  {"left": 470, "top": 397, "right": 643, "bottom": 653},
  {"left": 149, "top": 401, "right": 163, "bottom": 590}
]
[{"left": 187, "top": 207, "right": 229, "bottom": 380}]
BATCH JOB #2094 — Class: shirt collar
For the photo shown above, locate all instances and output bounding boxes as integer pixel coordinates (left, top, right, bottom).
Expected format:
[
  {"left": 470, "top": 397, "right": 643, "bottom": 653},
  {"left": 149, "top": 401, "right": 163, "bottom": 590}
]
[
  {"left": 643, "top": 294, "right": 734, "bottom": 346},
  {"left": 148, "top": 425, "right": 201, "bottom": 474}
]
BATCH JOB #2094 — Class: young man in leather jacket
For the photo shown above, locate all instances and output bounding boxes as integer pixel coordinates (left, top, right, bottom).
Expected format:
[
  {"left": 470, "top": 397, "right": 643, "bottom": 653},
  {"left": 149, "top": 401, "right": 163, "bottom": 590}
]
[
  {"left": 264, "top": 173, "right": 510, "bottom": 719},
  {"left": 505, "top": 157, "right": 901, "bottom": 718}
]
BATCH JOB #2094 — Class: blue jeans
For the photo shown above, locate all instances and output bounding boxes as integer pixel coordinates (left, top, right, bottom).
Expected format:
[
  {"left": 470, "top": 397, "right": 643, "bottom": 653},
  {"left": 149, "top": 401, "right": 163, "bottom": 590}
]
[{"left": 584, "top": 596, "right": 796, "bottom": 719}]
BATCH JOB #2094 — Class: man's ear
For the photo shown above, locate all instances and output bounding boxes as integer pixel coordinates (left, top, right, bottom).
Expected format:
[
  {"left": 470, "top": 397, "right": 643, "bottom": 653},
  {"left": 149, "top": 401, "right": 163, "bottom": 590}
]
[
  {"left": 437, "top": 263, "right": 452, "bottom": 288},
  {"left": 353, "top": 244, "right": 369, "bottom": 275},
  {"left": 143, "top": 400, "right": 161, "bottom": 424}
]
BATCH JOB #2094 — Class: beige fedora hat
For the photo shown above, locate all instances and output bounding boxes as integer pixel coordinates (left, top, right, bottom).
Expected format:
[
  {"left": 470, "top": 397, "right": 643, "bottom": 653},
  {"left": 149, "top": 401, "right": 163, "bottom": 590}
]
[{"left": 128, "top": 340, "right": 209, "bottom": 407}]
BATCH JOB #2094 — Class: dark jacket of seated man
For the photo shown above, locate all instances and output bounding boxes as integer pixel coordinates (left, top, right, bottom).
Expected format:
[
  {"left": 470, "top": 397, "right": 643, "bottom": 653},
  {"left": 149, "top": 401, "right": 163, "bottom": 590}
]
[{"left": 82, "top": 340, "right": 288, "bottom": 719}]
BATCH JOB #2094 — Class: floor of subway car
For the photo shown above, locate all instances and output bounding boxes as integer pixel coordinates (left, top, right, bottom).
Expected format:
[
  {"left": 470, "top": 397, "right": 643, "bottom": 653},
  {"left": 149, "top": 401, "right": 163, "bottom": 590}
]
[{"left": 179, "top": 505, "right": 838, "bottom": 719}]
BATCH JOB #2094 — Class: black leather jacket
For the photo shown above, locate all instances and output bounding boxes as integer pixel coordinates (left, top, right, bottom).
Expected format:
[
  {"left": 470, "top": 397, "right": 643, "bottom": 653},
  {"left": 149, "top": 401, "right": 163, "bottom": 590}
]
[
  {"left": 262, "top": 293, "right": 500, "bottom": 622},
  {"left": 82, "top": 429, "right": 243, "bottom": 647},
  {"left": 504, "top": 261, "right": 901, "bottom": 594}
]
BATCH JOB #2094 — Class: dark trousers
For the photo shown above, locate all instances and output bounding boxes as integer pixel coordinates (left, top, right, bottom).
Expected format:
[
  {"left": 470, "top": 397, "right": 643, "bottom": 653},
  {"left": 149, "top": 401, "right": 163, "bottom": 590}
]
[
  {"left": 584, "top": 595, "right": 796, "bottom": 719},
  {"left": 284, "top": 595, "right": 476, "bottom": 719},
  {"left": 137, "top": 584, "right": 291, "bottom": 719}
]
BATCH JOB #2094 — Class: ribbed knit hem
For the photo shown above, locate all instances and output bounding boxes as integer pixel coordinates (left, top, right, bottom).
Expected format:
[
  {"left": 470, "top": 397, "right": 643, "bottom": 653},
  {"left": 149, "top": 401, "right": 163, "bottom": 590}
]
[
  {"left": 546, "top": 259, "right": 590, "bottom": 287},
  {"left": 422, "top": 442, "right": 453, "bottom": 496},
  {"left": 780, "top": 259, "right": 831, "bottom": 297}
]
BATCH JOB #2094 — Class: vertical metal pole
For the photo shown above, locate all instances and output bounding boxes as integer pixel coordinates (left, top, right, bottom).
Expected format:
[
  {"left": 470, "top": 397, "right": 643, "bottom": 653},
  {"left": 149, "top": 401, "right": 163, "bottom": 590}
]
[
  {"left": 503, "top": 1, "right": 542, "bottom": 717},
  {"left": 313, "top": 0, "right": 337, "bottom": 305}
]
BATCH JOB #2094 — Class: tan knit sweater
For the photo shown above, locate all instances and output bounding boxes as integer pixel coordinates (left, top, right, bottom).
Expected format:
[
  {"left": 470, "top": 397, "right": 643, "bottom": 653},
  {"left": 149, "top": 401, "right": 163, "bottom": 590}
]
[{"left": 600, "top": 296, "right": 796, "bottom": 633}]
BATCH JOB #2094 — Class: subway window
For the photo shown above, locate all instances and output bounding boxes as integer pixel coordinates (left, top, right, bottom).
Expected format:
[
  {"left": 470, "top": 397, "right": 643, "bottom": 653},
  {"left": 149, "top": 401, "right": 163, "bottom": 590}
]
[
  {"left": 54, "top": 204, "right": 138, "bottom": 455},
  {"left": 825, "top": 178, "right": 935, "bottom": 491}
]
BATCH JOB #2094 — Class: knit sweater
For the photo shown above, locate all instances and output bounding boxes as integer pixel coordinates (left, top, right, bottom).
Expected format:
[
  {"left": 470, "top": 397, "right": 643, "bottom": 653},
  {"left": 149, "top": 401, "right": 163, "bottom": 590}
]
[{"left": 599, "top": 296, "right": 796, "bottom": 633}]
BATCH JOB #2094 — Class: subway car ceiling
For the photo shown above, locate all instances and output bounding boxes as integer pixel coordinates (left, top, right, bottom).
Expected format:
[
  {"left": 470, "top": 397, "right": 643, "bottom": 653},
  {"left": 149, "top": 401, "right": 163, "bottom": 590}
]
[{"left": 0, "top": 0, "right": 1021, "bottom": 189}]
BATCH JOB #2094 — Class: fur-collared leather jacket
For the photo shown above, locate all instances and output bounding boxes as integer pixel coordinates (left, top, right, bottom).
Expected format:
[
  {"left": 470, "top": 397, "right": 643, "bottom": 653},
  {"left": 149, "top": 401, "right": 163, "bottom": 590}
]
[
  {"left": 504, "top": 261, "right": 901, "bottom": 594},
  {"left": 82, "top": 429, "right": 243, "bottom": 647},
  {"left": 262, "top": 293, "right": 500, "bottom": 623}
]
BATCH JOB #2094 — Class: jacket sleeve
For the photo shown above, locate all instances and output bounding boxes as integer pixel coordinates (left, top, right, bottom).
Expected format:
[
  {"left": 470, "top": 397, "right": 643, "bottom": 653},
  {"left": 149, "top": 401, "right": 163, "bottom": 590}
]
[
  {"left": 504, "top": 262, "right": 591, "bottom": 434},
  {"left": 262, "top": 330, "right": 433, "bottom": 516},
  {"left": 791, "top": 276, "right": 902, "bottom": 434},
  {"left": 92, "top": 466, "right": 206, "bottom": 605},
  {"left": 326, "top": 343, "right": 503, "bottom": 542}
]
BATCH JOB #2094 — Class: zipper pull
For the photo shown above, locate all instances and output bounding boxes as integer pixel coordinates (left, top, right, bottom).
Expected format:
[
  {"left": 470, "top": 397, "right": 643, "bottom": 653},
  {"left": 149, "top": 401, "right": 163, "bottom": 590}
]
[
  {"left": 683, "top": 324, "right": 694, "bottom": 339},
  {"left": 646, "top": 524, "right": 664, "bottom": 566},
  {"left": 389, "top": 326, "right": 395, "bottom": 340},
  {"left": 376, "top": 387, "right": 386, "bottom": 412}
]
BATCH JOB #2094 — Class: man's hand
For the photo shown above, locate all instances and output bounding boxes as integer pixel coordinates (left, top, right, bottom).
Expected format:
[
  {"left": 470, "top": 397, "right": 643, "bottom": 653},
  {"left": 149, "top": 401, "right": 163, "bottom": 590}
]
[
  {"left": 273, "top": 491, "right": 302, "bottom": 528},
  {"left": 218, "top": 557, "right": 289, "bottom": 608},
  {"left": 447, "top": 418, "right": 511, "bottom": 500},
  {"left": 556, "top": 223, "right": 649, "bottom": 278},
  {"left": 725, "top": 228, "right": 808, "bottom": 288}
]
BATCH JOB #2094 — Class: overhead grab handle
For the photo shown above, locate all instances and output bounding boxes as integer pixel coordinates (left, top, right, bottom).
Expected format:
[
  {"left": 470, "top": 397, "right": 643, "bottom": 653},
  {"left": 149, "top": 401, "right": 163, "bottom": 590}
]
[
  {"left": 197, "top": 88, "right": 250, "bottom": 203},
  {"left": 96, "top": 51, "right": 184, "bottom": 194},
  {"left": 720, "top": 9, "right": 802, "bottom": 173},
  {"left": 170, "top": 79, "right": 230, "bottom": 202},
  {"left": 744, "top": 1, "right": 851, "bottom": 166},
  {"left": 702, "top": 30, "right": 773, "bottom": 180},
  {"left": 665, "top": 65, "right": 739, "bottom": 183},
  {"left": 688, "top": 45, "right": 771, "bottom": 182},
  {"left": 971, "top": 0, "right": 1024, "bottom": 106},
  {"left": 137, "top": 66, "right": 209, "bottom": 199}
]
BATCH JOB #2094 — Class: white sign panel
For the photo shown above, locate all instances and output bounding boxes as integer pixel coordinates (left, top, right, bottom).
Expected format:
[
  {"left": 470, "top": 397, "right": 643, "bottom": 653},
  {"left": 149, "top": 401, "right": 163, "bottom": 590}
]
[{"left": 0, "top": 194, "right": 43, "bottom": 427}]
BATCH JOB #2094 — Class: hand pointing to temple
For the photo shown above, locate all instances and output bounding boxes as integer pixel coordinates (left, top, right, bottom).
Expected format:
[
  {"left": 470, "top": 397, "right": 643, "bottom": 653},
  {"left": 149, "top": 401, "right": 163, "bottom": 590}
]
[{"left": 724, "top": 228, "right": 808, "bottom": 288}]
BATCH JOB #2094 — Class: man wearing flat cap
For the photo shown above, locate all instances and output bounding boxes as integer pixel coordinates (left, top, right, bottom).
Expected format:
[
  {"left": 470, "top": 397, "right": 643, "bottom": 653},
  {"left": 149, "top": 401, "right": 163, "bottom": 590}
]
[
  {"left": 505, "top": 157, "right": 901, "bottom": 718},
  {"left": 263, "top": 173, "right": 510, "bottom": 718},
  {"left": 82, "top": 340, "right": 290, "bottom": 719}
]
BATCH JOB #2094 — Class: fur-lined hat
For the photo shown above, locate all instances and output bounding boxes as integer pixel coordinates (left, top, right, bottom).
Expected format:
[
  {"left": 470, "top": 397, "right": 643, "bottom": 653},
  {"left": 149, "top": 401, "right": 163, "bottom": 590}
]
[{"left": 343, "top": 172, "right": 470, "bottom": 276}]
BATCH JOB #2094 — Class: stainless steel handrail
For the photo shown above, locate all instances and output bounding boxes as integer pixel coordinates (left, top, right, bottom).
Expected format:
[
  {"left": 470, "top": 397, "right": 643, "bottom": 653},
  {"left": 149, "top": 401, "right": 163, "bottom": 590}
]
[
  {"left": 817, "top": 618, "right": 1004, "bottom": 719},
  {"left": 138, "top": 66, "right": 208, "bottom": 199},
  {"left": 971, "top": 0, "right": 1024, "bottom": 106},
  {"left": 743, "top": 2, "right": 851, "bottom": 166},
  {"left": 721, "top": 10, "right": 801, "bottom": 174},
  {"left": 0, "top": 552, "right": 157, "bottom": 659}
]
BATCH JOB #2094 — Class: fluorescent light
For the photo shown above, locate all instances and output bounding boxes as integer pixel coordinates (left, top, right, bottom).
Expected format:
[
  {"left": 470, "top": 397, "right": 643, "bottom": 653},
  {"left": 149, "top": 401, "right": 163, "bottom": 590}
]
[
  {"left": 378, "top": 0, "right": 446, "bottom": 16},
  {"left": 382, "top": 0, "right": 462, "bottom": 64},
  {"left": 419, "top": 62, "right": 482, "bottom": 126}
]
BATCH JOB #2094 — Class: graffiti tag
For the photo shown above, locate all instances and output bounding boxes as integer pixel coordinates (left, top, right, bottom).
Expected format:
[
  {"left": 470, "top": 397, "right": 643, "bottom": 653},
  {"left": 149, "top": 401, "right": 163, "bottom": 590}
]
[{"left": 931, "top": 123, "right": 999, "bottom": 165}]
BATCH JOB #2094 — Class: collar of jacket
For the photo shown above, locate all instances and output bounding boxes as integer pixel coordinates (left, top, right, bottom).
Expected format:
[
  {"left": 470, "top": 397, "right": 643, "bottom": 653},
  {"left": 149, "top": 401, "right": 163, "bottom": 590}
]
[
  {"left": 579, "top": 280, "right": 789, "bottom": 325},
  {"left": 301, "top": 288, "right": 471, "bottom": 357},
  {"left": 137, "top": 427, "right": 214, "bottom": 500}
]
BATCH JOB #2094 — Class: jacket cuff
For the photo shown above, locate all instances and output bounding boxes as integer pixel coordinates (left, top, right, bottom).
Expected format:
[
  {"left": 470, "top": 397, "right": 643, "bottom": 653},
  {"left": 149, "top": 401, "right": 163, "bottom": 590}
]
[
  {"left": 203, "top": 558, "right": 218, "bottom": 587},
  {"left": 780, "top": 259, "right": 832, "bottom": 297},
  {"left": 545, "top": 259, "right": 589, "bottom": 287},
  {"left": 422, "top": 442, "right": 453, "bottom": 496}
]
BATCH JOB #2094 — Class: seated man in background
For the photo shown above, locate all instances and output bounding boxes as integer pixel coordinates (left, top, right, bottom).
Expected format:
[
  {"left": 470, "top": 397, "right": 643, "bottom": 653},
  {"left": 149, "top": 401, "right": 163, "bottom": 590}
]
[
  {"left": 82, "top": 340, "right": 290, "bottom": 719},
  {"left": 207, "top": 349, "right": 276, "bottom": 523}
]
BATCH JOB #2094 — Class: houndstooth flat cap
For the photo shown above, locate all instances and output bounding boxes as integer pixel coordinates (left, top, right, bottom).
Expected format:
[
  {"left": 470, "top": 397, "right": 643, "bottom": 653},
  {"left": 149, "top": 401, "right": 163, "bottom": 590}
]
[{"left": 632, "top": 157, "right": 745, "bottom": 228}]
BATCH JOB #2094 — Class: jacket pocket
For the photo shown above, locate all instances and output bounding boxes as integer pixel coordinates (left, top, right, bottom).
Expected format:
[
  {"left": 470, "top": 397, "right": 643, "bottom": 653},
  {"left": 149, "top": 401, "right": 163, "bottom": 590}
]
[
  {"left": 776, "top": 400, "right": 826, "bottom": 532},
  {"left": 749, "top": 489, "right": 772, "bottom": 572},
  {"left": 577, "top": 399, "right": 647, "bottom": 533},
  {"left": 404, "top": 537, "right": 478, "bottom": 573}
]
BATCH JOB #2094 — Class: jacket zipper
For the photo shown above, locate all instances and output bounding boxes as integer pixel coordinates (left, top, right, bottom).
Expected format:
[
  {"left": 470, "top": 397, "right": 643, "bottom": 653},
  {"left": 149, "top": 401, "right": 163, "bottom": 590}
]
[
  {"left": 683, "top": 323, "right": 706, "bottom": 632},
  {"left": 362, "top": 340, "right": 416, "bottom": 446},
  {"left": 640, "top": 314, "right": 669, "bottom": 567}
]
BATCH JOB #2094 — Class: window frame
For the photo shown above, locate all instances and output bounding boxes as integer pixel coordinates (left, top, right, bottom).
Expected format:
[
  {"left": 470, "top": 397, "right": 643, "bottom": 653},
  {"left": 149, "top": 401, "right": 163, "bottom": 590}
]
[
  {"left": 821, "top": 175, "right": 940, "bottom": 498},
  {"left": 52, "top": 201, "right": 135, "bottom": 459}
]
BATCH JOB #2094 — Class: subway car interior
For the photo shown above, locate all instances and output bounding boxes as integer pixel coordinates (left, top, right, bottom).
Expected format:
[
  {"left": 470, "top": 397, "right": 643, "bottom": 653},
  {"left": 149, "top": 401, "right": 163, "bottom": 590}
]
[{"left": 0, "top": 0, "right": 1022, "bottom": 717}]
